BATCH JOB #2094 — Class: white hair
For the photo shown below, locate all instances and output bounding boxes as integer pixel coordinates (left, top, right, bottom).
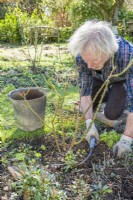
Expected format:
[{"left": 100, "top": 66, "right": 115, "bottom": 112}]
[{"left": 68, "top": 20, "right": 118, "bottom": 58}]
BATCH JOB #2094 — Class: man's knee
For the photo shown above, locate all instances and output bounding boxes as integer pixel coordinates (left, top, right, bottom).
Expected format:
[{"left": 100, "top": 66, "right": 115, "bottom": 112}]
[
  {"left": 104, "top": 108, "right": 121, "bottom": 120},
  {"left": 104, "top": 81, "right": 127, "bottom": 120}
]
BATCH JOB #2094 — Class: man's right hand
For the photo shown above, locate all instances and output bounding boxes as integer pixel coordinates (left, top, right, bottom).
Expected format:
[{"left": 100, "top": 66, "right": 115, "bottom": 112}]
[{"left": 85, "top": 119, "right": 99, "bottom": 144}]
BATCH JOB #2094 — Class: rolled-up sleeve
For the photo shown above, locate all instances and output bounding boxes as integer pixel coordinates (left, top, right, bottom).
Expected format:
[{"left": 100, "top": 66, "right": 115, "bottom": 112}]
[{"left": 76, "top": 55, "right": 92, "bottom": 96}]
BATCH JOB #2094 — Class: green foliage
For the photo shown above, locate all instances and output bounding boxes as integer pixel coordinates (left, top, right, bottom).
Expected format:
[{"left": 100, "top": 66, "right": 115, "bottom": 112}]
[
  {"left": 0, "top": 3, "right": 8, "bottom": 19},
  {"left": 69, "top": 0, "right": 102, "bottom": 28},
  {"left": 0, "top": 9, "right": 22, "bottom": 43},
  {"left": 0, "top": 84, "right": 46, "bottom": 142},
  {"left": 63, "top": 150, "right": 77, "bottom": 171},
  {"left": 0, "top": 43, "right": 79, "bottom": 144},
  {"left": 0, "top": 84, "right": 16, "bottom": 142},
  {"left": 59, "top": 27, "right": 73, "bottom": 42},
  {"left": 18, "top": 0, "right": 42, "bottom": 15},
  {"left": 12, "top": 165, "right": 67, "bottom": 199},
  {"left": 0, "top": 7, "right": 29, "bottom": 43},
  {"left": 0, "top": 0, "right": 133, "bottom": 44},
  {"left": 15, "top": 152, "right": 26, "bottom": 161},
  {"left": 126, "top": 10, "right": 133, "bottom": 20},
  {"left": 40, "top": 145, "right": 46, "bottom": 151},
  {"left": 100, "top": 130, "right": 121, "bottom": 148},
  {"left": 0, "top": 6, "right": 55, "bottom": 44},
  {"left": 92, "top": 183, "right": 112, "bottom": 200},
  {"left": 124, "top": 35, "right": 133, "bottom": 43},
  {"left": 40, "top": 0, "right": 73, "bottom": 27}
]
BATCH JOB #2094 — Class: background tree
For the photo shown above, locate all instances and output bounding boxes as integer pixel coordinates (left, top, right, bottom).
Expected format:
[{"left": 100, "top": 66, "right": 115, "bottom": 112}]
[
  {"left": 69, "top": 0, "right": 102, "bottom": 28},
  {"left": 86, "top": 0, "right": 125, "bottom": 25},
  {"left": 40, "top": 0, "right": 73, "bottom": 27},
  {"left": 18, "top": 0, "right": 42, "bottom": 15}
]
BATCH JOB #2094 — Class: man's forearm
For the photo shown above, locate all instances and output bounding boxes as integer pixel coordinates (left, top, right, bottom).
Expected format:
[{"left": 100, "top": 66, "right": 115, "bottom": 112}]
[
  {"left": 124, "top": 112, "right": 133, "bottom": 138},
  {"left": 80, "top": 96, "right": 93, "bottom": 120}
]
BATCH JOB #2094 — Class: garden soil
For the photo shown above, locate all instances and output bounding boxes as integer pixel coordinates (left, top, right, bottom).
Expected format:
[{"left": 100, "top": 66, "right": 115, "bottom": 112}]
[{"left": 1, "top": 133, "right": 133, "bottom": 200}]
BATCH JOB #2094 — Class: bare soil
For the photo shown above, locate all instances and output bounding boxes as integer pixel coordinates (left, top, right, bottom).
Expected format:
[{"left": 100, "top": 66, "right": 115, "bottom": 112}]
[{"left": 1, "top": 133, "right": 133, "bottom": 200}]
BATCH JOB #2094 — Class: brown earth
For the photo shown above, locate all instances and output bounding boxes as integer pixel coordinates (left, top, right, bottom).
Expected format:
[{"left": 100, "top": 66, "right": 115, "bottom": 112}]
[{"left": 1, "top": 133, "right": 133, "bottom": 200}]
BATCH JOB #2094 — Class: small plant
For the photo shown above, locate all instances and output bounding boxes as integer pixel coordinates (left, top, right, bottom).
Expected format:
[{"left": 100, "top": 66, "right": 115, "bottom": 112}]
[
  {"left": 12, "top": 165, "right": 67, "bottom": 200},
  {"left": 91, "top": 182, "right": 112, "bottom": 200},
  {"left": 100, "top": 130, "right": 121, "bottom": 148},
  {"left": 71, "top": 178, "right": 91, "bottom": 199},
  {"left": 63, "top": 150, "right": 78, "bottom": 171},
  {"left": 123, "top": 152, "right": 133, "bottom": 170}
]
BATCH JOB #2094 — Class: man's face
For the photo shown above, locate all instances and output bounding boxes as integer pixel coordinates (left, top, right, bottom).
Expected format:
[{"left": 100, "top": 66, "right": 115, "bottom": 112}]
[{"left": 82, "top": 51, "right": 109, "bottom": 70}]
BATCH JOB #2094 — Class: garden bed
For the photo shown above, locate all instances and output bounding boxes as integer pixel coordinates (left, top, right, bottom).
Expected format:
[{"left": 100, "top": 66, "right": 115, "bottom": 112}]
[
  {"left": 1, "top": 133, "right": 133, "bottom": 200},
  {"left": 0, "top": 44, "right": 133, "bottom": 200}
]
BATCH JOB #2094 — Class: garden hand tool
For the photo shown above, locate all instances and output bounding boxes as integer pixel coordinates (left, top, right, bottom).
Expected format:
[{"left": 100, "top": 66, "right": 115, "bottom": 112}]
[
  {"left": 85, "top": 119, "right": 99, "bottom": 144},
  {"left": 77, "top": 136, "right": 96, "bottom": 166},
  {"left": 113, "top": 135, "right": 133, "bottom": 157}
]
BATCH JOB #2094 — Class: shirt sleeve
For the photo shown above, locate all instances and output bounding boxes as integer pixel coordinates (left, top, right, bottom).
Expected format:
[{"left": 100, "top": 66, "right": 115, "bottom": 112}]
[
  {"left": 115, "top": 36, "right": 133, "bottom": 112},
  {"left": 76, "top": 55, "right": 92, "bottom": 96},
  {"left": 126, "top": 66, "right": 133, "bottom": 112}
]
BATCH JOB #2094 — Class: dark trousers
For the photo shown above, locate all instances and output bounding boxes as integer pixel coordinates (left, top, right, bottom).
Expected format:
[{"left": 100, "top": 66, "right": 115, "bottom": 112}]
[{"left": 91, "top": 77, "right": 127, "bottom": 120}]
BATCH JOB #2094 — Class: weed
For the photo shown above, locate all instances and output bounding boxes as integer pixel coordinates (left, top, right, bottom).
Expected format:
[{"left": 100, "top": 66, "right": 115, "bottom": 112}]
[
  {"left": 100, "top": 130, "right": 121, "bottom": 148},
  {"left": 71, "top": 178, "right": 91, "bottom": 199},
  {"left": 12, "top": 165, "right": 67, "bottom": 200},
  {"left": 63, "top": 150, "right": 78, "bottom": 171},
  {"left": 91, "top": 182, "right": 112, "bottom": 200},
  {"left": 123, "top": 152, "right": 133, "bottom": 170}
]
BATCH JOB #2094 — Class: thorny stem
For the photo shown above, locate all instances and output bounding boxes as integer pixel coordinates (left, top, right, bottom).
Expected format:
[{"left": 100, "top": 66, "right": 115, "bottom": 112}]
[
  {"left": 69, "top": 118, "right": 78, "bottom": 150},
  {"left": 21, "top": 26, "right": 44, "bottom": 70},
  {"left": 74, "top": 66, "right": 117, "bottom": 145},
  {"left": 111, "top": 60, "right": 133, "bottom": 78},
  {"left": 69, "top": 98, "right": 81, "bottom": 150},
  {"left": 21, "top": 27, "right": 34, "bottom": 67},
  {"left": 75, "top": 79, "right": 110, "bottom": 145},
  {"left": 33, "top": 31, "right": 38, "bottom": 68},
  {"left": 59, "top": 95, "right": 66, "bottom": 151},
  {"left": 81, "top": 66, "right": 117, "bottom": 121},
  {"left": 52, "top": 82, "right": 70, "bottom": 151},
  {"left": 43, "top": 75, "right": 58, "bottom": 95},
  {"left": 38, "top": 42, "right": 43, "bottom": 64},
  {"left": 43, "top": 75, "right": 67, "bottom": 151},
  {"left": 43, "top": 69, "right": 73, "bottom": 152},
  {"left": 52, "top": 99, "right": 61, "bottom": 152},
  {"left": 69, "top": 63, "right": 82, "bottom": 149}
]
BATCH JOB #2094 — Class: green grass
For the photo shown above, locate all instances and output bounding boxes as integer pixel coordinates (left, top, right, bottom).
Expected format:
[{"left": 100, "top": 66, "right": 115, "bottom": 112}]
[
  {"left": 0, "top": 84, "right": 79, "bottom": 142},
  {"left": 0, "top": 43, "right": 80, "bottom": 143}
]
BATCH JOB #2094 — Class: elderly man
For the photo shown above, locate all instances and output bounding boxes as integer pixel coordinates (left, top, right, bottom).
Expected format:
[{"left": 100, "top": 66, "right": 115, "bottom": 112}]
[{"left": 68, "top": 20, "right": 133, "bottom": 157}]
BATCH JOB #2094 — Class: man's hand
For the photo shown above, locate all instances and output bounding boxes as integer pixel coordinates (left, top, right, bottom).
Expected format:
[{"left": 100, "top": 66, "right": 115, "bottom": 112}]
[
  {"left": 113, "top": 135, "right": 133, "bottom": 157},
  {"left": 85, "top": 119, "right": 99, "bottom": 144}
]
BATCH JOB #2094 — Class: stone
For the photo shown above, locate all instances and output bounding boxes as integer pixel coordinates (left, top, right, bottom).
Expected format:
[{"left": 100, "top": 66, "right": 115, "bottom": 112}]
[
  {"left": 8, "top": 166, "right": 22, "bottom": 180},
  {"left": 1, "top": 194, "right": 8, "bottom": 200},
  {"left": 3, "top": 186, "right": 9, "bottom": 191},
  {"left": 96, "top": 107, "right": 128, "bottom": 127}
]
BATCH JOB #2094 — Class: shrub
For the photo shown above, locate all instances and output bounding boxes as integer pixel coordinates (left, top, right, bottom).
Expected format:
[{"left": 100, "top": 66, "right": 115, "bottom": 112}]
[
  {"left": 0, "top": 6, "right": 56, "bottom": 44},
  {"left": 59, "top": 27, "right": 73, "bottom": 42},
  {"left": 0, "top": 7, "right": 28, "bottom": 43}
]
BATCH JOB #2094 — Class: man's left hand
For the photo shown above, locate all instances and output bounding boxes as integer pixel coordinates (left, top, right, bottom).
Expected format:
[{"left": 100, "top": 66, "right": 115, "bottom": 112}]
[{"left": 113, "top": 135, "right": 133, "bottom": 157}]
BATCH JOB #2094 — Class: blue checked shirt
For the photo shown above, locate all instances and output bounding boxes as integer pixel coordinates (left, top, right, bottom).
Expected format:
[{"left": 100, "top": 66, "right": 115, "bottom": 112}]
[{"left": 76, "top": 36, "right": 133, "bottom": 112}]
